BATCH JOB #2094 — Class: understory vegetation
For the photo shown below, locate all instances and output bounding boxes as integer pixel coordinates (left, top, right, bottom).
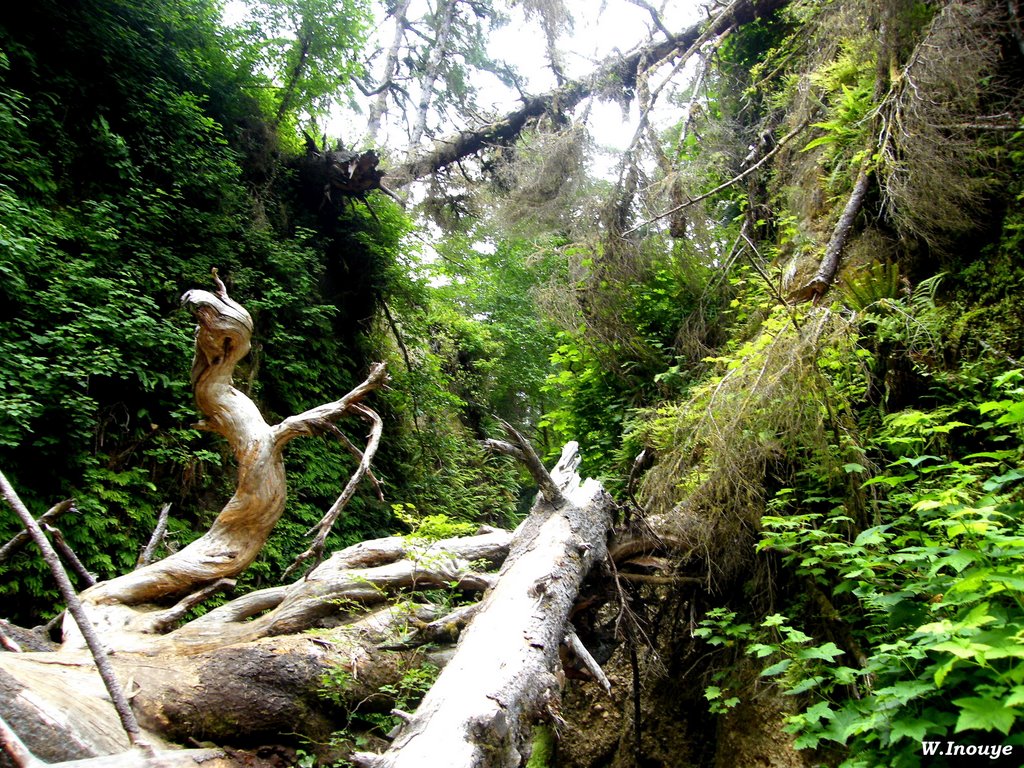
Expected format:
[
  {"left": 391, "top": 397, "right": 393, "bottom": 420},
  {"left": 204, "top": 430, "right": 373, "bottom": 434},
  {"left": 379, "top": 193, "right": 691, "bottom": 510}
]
[{"left": 2, "top": 0, "right": 1023, "bottom": 765}]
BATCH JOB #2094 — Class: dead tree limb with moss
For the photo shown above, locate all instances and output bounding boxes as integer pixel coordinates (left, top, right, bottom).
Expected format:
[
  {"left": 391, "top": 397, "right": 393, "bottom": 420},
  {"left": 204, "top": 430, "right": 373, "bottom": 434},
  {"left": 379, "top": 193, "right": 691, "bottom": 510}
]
[{"left": 386, "top": 0, "right": 791, "bottom": 186}]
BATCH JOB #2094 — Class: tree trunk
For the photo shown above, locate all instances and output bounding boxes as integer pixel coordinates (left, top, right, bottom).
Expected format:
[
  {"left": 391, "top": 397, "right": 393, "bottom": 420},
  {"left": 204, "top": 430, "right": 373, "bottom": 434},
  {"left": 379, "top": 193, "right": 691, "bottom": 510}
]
[
  {"left": 354, "top": 442, "right": 616, "bottom": 768},
  {"left": 409, "top": 0, "right": 457, "bottom": 146},
  {"left": 367, "top": 0, "right": 413, "bottom": 142}
]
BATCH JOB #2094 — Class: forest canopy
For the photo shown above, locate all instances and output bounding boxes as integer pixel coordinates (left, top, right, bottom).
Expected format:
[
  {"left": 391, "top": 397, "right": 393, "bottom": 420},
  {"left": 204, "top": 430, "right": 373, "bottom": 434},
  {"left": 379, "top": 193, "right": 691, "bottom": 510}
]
[{"left": 1, "top": 0, "right": 1024, "bottom": 766}]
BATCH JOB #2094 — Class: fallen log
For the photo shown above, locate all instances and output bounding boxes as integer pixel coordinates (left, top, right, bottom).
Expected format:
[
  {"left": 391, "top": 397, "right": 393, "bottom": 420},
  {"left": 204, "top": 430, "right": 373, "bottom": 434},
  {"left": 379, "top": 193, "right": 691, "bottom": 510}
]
[
  {"left": 354, "top": 441, "right": 615, "bottom": 768},
  {"left": 0, "top": 529, "right": 513, "bottom": 764}
]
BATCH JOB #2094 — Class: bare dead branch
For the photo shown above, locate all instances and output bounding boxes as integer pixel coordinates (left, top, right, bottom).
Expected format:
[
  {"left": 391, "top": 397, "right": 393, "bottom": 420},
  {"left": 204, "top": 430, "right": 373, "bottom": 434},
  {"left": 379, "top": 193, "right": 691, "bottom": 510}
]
[
  {"left": 0, "top": 499, "right": 74, "bottom": 563},
  {"left": 380, "top": 298, "right": 413, "bottom": 375},
  {"left": 480, "top": 437, "right": 527, "bottom": 463},
  {"left": 136, "top": 503, "right": 172, "bottom": 569},
  {"left": 274, "top": 363, "right": 389, "bottom": 446},
  {"left": 179, "top": 585, "right": 289, "bottom": 626},
  {"left": 0, "top": 472, "right": 152, "bottom": 757},
  {"left": 565, "top": 630, "right": 611, "bottom": 693},
  {"left": 625, "top": 0, "right": 674, "bottom": 40},
  {"left": 323, "top": 422, "right": 384, "bottom": 500},
  {"left": 147, "top": 579, "right": 236, "bottom": 634},
  {"left": 43, "top": 524, "right": 96, "bottom": 587},
  {"left": 625, "top": 119, "right": 810, "bottom": 235},
  {"left": 284, "top": 403, "right": 385, "bottom": 579},
  {"left": 499, "top": 420, "right": 565, "bottom": 507},
  {"left": 791, "top": 163, "right": 872, "bottom": 303}
]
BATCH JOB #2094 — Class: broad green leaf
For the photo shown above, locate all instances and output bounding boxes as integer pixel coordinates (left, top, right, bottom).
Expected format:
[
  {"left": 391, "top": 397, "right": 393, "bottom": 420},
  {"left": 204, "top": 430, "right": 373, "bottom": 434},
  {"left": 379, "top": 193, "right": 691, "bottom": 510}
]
[
  {"left": 889, "top": 716, "right": 937, "bottom": 744},
  {"left": 761, "top": 659, "right": 793, "bottom": 677},
  {"left": 953, "top": 697, "right": 1018, "bottom": 734},
  {"left": 802, "top": 700, "right": 836, "bottom": 725},
  {"left": 797, "top": 642, "right": 844, "bottom": 662},
  {"left": 785, "top": 675, "right": 824, "bottom": 695}
]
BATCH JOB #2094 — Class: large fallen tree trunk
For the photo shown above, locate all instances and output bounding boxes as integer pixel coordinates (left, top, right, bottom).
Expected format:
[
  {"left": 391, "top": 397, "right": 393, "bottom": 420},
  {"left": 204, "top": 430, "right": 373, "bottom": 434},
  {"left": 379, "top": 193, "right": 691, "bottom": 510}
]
[
  {"left": 354, "top": 442, "right": 616, "bottom": 768},
  {"left": 0, "top": 528, "right": 512, "bottom": 766}
]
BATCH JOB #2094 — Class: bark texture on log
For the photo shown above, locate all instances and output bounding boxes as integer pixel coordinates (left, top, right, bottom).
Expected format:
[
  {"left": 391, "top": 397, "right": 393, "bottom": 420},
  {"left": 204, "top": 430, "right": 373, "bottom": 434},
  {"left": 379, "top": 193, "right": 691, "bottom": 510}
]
[
  {"left": 64, "top": 278, "right": 387, "bottom": 651},
  {"left": 355, "top": 442, "right": 615, "bottom": 768},
  {"left": 0, "top": 530, "right": 513, "bottom": 763}
]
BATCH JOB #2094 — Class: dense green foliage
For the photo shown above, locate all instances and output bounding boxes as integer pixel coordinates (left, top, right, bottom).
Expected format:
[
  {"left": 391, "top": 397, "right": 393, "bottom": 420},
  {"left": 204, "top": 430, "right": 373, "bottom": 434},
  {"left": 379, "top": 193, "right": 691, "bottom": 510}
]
[
  {"left": 574, "top": 1, "right": 1024, "bottom": 763},
  {"left": 2, "top": 0, "right": 1024, "bottom": 765},
  {"left": 0, "top": 0, "right": 525, "bottom": 622}
]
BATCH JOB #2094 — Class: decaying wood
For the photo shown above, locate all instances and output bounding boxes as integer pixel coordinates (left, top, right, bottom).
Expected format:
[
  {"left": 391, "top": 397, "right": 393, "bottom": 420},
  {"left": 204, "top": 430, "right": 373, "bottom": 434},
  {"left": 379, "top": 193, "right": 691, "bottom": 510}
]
[
  {"left": 354, "top": 442, "right": 615, "bottom": 768},
  {"left": 63, "top": 273, "right": 388, "bottom": 651},
  {"left": 299, "top": 141, "right": 404, "bottom": 208},
  {"left": 165, "top": 529, "right": 511, "bottom": 651},
  {"left": 0, "top": 529, "right": 513, "bottom": 765},
  {"left": 1, "top": 275, "right": 616, "bottom": 768}
]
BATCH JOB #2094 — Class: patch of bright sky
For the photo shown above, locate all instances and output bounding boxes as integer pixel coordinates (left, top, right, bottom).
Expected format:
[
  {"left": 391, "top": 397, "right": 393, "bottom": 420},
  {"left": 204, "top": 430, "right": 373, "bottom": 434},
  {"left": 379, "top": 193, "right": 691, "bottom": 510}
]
[
  {"left": 483, "top": 0, "right": 706, "bottom": 152},
  {"left": 223, "top": 0, "right": 709, "bottom": 154},
  {"left": 222, "top": 0, "right": 711, "bottom": 271}
]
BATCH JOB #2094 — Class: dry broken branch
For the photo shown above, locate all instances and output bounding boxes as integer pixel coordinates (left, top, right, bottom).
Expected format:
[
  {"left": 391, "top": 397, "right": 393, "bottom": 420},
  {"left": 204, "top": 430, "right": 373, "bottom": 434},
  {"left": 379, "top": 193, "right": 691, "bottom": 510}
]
[
  {"left": 284, "top": 402, "right": 385, "bottom": 579},
  {"left": 136, "top": 503, "right": 171, "bottom": 569},
  {"left": 354, "top": 442, "right": 615, "bottom": 768},
  {"left": 486, "top": 421, "right": 565, "bottom": 506},
  {"left": 0, "top": 500, "right": 74, "bottom": 564},
  {"left": 0, "top": 472, "right": 152, "bottom": 757},
  {"left": 790, "top": 163, "right": 872, "bottom": 303},
  {"left": 625, "top": 119, "right": 810, "bottom": 235}
]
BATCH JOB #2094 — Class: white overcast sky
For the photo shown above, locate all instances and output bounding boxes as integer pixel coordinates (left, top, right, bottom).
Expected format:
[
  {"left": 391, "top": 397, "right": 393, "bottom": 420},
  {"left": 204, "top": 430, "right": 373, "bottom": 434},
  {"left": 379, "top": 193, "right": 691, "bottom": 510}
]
[
  {"left": 224, "top": 0, "right": 709, "bottom": 152},
  {"left": 483, "top": 0, "right": 706, "bottom": 151}
]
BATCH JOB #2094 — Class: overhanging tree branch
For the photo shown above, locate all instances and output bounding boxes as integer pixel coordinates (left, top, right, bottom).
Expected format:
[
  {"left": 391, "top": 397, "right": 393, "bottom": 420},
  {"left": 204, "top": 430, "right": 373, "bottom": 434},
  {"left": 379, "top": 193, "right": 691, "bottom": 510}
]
[{"left": 386, "top": 0, "right": 791, "bottom": 186}]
